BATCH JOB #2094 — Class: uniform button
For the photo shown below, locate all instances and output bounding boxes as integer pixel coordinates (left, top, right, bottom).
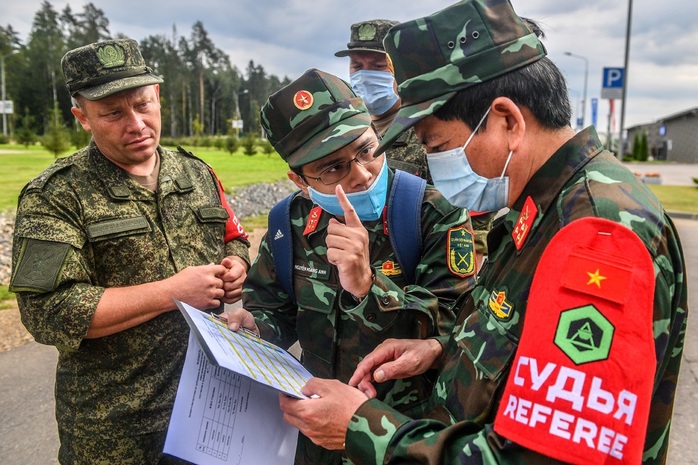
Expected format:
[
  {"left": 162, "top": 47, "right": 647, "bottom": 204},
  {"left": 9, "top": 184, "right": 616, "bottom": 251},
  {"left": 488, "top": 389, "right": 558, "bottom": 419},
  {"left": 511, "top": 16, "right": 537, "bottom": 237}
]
[
  {"left": 381, "top": 296, "right": 391, "bottom": 305},
  {"left": 367, "top": 314, "right": 376, "bottom": 322}
]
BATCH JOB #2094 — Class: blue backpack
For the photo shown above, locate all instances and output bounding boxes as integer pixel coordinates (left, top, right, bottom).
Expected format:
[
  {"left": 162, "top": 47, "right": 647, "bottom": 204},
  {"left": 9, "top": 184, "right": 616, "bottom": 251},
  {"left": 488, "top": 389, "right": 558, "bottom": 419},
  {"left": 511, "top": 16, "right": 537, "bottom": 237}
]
[{"left": 268, "top": 170, "right": 426, "bottom": 302}]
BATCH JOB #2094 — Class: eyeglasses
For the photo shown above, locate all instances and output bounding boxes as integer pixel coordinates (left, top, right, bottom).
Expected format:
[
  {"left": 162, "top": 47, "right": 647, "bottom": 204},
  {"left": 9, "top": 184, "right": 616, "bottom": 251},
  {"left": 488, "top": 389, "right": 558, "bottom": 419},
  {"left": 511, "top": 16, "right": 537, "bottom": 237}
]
[{"left": 303, "top": 146, "right": 381, "bottom": 185}]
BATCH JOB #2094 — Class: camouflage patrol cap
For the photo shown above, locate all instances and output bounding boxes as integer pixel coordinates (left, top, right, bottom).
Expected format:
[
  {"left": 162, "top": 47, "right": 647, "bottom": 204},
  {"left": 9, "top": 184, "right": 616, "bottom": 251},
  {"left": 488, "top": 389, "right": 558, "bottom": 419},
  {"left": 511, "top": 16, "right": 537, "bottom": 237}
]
[
  {"left": 61, "top": 38, "right": 163, "bottom": 100},
  {"left": 378, "top": 0, "right": 547, "bottom": 153},
  {"left": 334, "top": 19, "right": 400, "bottom": 57},
  {"left": 260, "top": 68, "right": 371, "bottom": 168}
]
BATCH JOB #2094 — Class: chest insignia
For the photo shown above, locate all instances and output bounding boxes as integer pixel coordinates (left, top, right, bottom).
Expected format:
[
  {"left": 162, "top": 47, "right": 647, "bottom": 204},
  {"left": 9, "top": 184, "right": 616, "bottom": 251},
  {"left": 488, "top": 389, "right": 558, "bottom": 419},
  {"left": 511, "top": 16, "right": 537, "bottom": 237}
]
[
  {"left": 379, "top": 260, "right": 402, "bottom": 277},
  {"left": 489, "top": 289, "right": 513, "bottom": 320}
]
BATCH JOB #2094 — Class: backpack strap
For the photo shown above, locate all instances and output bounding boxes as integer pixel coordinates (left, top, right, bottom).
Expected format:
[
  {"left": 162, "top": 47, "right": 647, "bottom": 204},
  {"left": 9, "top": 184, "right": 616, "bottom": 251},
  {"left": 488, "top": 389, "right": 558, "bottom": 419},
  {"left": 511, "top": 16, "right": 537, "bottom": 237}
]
[
  {"left": 268, "top": 191, "right": 299, "bottom": 302},
  {"left": 386, "top": 170, "right": 426, "bottom": 284}
]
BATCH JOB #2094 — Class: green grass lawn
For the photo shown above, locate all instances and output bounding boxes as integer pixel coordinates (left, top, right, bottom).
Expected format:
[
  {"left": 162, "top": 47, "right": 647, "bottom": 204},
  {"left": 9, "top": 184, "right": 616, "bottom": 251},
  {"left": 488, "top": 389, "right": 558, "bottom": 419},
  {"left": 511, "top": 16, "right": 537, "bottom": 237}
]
[
  {"left": 646, "top": 185, "right": 698, "bottom": 214},
  {"left": 2, "top": 144, "right": 697, "bottom": 214},
  {"left": 0, "top": 144, "right": 289, "bottom": 212}
]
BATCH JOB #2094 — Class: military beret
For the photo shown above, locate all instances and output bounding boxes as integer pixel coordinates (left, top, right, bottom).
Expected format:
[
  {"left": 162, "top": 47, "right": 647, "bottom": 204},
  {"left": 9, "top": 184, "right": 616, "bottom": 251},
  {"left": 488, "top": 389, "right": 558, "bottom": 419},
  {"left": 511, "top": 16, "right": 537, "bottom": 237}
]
[
  {"left": 260, "top": 68, "right": 372, "bottom": 168},
  {"left": 378, "top": 0, "right": 547, "bottom": 153},
  {"left": 334, "top": 19, "right": 400, "bottom": 57},
  {"left": 61, "top": 38, "right": 163, "bottom": 101}
]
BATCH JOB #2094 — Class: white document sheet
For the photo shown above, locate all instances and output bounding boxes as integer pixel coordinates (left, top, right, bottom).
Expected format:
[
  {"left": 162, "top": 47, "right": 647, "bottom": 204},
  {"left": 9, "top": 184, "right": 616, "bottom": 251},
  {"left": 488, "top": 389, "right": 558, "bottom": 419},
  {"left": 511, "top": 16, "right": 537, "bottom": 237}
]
[
  {"left": 174, "top": 300, "right": 312, "bottom": 398},
  {"left": 164, "top": 300, "right": 314, "bottom": 464},
  {"left": 164, "top": 332, "right": 300, "bottom": 464}
]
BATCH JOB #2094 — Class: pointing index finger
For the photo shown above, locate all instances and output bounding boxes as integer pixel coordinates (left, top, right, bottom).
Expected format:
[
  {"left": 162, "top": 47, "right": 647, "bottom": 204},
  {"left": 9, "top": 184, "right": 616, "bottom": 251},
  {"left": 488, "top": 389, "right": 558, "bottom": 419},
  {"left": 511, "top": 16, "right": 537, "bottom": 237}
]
[{"left": 335, "top": 184, "right": 362, "bottom": 227}]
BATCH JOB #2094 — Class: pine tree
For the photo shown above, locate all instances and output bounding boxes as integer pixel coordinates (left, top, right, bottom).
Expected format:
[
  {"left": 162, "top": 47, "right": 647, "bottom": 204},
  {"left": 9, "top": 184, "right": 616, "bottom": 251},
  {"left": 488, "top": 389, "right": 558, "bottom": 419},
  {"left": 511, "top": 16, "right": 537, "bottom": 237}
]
[{"left": 42, "top": 102, "right": 70, "bottom": 157}]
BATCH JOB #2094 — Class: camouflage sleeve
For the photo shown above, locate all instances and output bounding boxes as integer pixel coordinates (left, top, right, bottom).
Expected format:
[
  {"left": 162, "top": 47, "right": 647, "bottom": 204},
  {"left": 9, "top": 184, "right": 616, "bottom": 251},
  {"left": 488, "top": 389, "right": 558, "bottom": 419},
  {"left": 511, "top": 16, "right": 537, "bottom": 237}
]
[
  {"left": 224, "top": 237, "right": 251, "bottom": 268},
  {"left": 241, "top": 232, "right": 299, "bottom": 349},
  {"left": 11, "top": 182, "right": 103, "bottom": 351}
]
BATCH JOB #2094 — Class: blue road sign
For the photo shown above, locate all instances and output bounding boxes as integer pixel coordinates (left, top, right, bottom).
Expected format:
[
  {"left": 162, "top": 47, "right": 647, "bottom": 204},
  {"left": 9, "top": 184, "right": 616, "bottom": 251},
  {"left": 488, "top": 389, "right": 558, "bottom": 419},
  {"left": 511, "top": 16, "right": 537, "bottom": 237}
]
[{"left": 602, "top": 67, "right": 624, "bottom": 99}]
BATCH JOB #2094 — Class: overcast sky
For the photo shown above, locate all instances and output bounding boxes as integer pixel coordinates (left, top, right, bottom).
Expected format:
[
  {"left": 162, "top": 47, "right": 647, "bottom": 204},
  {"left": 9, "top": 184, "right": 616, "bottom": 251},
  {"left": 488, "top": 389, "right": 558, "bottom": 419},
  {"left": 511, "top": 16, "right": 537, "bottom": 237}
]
[{"left": 2, "top": 0, "right": 697, "bottom": 133}]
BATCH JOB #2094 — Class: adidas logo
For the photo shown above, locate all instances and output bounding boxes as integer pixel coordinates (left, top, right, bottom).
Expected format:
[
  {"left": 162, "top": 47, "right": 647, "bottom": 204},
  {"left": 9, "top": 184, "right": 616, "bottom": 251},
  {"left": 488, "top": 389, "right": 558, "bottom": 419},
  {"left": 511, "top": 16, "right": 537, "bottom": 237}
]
[{"left": 274, "top": 229, "right": 284, "bottom": 240}]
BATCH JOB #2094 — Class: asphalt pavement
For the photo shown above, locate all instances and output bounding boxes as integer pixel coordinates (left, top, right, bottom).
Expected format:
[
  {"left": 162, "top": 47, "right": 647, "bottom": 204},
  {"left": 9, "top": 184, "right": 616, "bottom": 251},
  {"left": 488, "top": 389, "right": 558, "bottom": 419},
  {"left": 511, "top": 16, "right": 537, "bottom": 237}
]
[{"left": 1, "top": 162, "right": 697, "bottom": 464}]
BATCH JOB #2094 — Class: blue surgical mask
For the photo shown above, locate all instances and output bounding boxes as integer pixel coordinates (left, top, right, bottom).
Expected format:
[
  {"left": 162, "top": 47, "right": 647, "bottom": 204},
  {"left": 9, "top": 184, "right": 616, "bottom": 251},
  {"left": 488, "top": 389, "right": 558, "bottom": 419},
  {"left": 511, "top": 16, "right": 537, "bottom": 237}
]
[
  {"left": 349, "top": 70, "right": 399, "bottom": 116},
  {"left": 427, "top": 107, "right": 513, "bottom": 212},
  {"left": 307, "top": 156, "right": 388, "bottom": 221}
]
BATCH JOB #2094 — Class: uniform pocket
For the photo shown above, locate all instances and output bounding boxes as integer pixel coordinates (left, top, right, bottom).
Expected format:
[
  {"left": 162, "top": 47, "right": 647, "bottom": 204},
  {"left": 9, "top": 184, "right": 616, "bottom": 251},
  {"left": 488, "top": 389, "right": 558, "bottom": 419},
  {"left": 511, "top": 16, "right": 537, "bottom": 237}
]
[{"left": 454, "top": 306, "right": 517, "bottom": 382}]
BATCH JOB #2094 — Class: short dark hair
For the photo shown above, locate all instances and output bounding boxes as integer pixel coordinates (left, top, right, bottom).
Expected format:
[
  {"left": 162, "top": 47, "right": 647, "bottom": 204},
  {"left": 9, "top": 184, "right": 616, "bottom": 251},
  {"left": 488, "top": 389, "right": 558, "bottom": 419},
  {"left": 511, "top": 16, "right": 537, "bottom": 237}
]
[{"left": 434, "top": 19, "right": 571, "bottom": 131}]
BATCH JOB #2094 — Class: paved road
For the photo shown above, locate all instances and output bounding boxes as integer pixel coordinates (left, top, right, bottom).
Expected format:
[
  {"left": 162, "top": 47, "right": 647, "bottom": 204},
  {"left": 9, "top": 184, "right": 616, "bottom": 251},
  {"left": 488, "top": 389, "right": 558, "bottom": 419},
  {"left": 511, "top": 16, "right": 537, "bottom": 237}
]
[{"left": 1, "top": 162, "right": 697, "bottom": 464}]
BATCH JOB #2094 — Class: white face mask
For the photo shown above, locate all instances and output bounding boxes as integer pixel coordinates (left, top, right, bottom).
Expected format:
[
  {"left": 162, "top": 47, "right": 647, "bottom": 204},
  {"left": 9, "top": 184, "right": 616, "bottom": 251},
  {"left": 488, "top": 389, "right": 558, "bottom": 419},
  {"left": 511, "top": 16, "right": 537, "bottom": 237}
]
[
  {"left": 349, "top": 70, "right": 399, "bottom": 116},
  {"left": 426, "top": 107, "right": 513, "bottom": 212}
]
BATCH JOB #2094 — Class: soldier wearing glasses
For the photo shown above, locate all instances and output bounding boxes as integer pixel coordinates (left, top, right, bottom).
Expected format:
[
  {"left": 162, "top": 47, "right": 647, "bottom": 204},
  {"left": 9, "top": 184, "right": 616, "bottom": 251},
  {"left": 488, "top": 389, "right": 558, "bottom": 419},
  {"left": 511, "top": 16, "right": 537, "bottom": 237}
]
[{"left": 221, "top": 68, "right": 478, "bottom": 465}]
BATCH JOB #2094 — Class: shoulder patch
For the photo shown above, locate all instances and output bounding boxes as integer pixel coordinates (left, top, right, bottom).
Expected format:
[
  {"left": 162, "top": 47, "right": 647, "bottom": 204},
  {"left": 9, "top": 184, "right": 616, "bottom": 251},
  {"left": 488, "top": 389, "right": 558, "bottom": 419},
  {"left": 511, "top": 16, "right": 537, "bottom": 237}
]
[
  {"left": 10, "top": 238, "right": 71, "bottom": 293},
  {"left": 447, "top": 225, "right": 475, "bottom": 278},
  {"left": 494, "top": 217, "right": 656, "bottom": 465}
]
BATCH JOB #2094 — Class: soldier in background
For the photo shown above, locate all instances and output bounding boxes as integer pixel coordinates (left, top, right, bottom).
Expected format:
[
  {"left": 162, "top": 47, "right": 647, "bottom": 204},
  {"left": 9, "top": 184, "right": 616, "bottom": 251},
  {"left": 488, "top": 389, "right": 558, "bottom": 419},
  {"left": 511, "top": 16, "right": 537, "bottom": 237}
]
[
  {"left": 277, "top": 1, "right": 688, "bottom": 463},
  {"left": 10, "top": 38, "right": 250, "bottom": 464},
  {"left": 222, "top": 68, "right": 477, "bottom": 465},
  {"left": 336, "top": 18, "right": 494, "bottom": 259},
  {"left": 335, "top": 19, "right": 430, "bottom": 182}
]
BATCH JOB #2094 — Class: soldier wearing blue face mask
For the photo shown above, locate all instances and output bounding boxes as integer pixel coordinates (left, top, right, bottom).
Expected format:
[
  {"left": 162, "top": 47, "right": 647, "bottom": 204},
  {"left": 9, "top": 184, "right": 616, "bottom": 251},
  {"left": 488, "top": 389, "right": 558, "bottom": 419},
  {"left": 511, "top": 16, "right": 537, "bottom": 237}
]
[{"left": 335, "top": 20, "right": 430, "bottom": 182}]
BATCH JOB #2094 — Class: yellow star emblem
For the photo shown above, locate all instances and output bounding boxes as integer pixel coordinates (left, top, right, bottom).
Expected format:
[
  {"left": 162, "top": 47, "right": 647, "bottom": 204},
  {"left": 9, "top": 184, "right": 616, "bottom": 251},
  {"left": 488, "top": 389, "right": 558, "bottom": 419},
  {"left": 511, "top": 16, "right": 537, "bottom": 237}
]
[{"left": 586, "top": 268, "right": 607, "bottom": 288}]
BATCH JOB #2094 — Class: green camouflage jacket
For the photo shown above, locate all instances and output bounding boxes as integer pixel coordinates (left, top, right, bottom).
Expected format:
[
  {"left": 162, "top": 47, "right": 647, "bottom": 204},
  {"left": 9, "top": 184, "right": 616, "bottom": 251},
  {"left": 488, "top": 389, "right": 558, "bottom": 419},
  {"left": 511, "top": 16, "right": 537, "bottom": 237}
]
[
  {"left": 243, "top": 169, "right": 477, "bottom": 464},
  {"left": 345, "top": 127, "right": 688, "bottom": 464},
  {"left": 10, "top": 143, "right": 249, "bottom": 444}
]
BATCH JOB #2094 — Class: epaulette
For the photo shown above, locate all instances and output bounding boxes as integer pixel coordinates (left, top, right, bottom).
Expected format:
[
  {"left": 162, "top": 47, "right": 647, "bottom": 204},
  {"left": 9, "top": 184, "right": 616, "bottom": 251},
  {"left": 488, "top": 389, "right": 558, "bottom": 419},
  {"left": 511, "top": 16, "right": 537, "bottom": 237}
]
[
  {"left": 23, "top": 155, "right": 77, "bottom": 193},
  {"left": 176, "top": 146, "right": 212, "bottom": 168}
]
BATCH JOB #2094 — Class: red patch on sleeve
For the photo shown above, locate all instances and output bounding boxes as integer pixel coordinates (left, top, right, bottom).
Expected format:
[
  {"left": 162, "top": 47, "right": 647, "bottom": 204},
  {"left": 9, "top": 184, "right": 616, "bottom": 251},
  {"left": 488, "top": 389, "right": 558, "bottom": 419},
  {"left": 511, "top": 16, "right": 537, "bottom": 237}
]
[{"left": 494, "top": 218, "right": 655, "bottom": 465}]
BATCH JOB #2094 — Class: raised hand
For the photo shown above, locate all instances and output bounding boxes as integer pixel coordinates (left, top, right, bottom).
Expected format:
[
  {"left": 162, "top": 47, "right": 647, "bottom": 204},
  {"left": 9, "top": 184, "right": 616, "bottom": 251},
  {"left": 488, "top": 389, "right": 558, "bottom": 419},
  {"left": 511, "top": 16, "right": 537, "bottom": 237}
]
[{"left": 325, "top": 184, "right": 373, "bottom": 299}]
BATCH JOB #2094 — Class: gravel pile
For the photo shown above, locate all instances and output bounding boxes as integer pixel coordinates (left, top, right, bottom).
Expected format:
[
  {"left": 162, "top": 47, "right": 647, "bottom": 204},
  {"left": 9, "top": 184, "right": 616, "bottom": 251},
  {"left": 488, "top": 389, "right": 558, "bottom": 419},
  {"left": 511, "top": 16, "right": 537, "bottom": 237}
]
[
  {"left": 0, "top": 179, "right": 297, "bottom": 286},
  {"left": 0, "top": 211, "right": 14, "bottom": 286}
]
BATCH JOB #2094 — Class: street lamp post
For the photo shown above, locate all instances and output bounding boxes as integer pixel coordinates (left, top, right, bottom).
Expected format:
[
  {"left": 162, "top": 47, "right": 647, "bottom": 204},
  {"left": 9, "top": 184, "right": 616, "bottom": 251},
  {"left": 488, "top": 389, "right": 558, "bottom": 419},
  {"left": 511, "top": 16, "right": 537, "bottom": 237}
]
[
  {"left": 1, "top": 50, "right": 17, "bottom": 137},
  {"left": 1, "top": 53, "right": 9, "bottom": 137},
  {"left": 564, "top": 52, "right": 588, "bottom": 129}
]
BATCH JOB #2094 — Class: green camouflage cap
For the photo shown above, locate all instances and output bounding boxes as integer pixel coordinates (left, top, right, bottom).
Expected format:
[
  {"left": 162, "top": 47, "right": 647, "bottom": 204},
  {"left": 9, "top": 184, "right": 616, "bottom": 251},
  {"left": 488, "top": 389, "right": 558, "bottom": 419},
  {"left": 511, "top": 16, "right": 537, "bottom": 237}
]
[
  {"left": 334, "top": 20, "right": 400, "bottom": 57},
  {"left": 260, "top": 68, "right": 372, "bottom": 168},
  {"left": 61, "top": 38, "right": 163, "bottom": 101},
  {"left": 378, "top": 0, "right": 547, "bottom": 153}
]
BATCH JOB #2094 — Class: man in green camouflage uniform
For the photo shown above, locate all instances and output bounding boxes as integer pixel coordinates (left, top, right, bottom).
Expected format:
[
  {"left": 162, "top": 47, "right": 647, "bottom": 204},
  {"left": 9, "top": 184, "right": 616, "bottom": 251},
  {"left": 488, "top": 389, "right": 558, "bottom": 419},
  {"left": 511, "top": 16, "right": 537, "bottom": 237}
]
[
  {"left": 276, "top": 2, "right": 688, "bottom": 464},
  {"left": 10, "top": 39, "right": 250, "bottom": 464},
  {"left": 335, "top": 19, "right": 430, "bottom": 182},
  {"left": 336, "top": 18, "right": 493, "bottom": 260},
  {"left": 222, "top": 68, "right": 477, "bottom": 464}
]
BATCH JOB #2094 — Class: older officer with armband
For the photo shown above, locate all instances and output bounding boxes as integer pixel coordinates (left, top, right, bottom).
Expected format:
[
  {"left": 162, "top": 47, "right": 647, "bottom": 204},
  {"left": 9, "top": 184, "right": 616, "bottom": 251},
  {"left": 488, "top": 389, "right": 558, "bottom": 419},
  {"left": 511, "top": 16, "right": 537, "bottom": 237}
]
[{"left": 274, "top": 2, "right": 688, "bottom": 464}]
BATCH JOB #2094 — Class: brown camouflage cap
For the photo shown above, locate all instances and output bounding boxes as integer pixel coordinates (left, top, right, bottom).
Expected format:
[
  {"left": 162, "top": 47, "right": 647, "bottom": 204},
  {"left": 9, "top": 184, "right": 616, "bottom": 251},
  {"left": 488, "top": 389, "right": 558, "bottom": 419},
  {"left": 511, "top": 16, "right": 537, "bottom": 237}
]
[
  {"left": 61, "top": 38, "right": 163, "bottom": 101},
  {"left": 334, "top": 19, "right": 400, "bottom": 57},
  {"left": 378, "top": 0, "right": 547, "bottom": 153},
  {"left": 260, "top": 68, "right": 371, "bottom": 168}
]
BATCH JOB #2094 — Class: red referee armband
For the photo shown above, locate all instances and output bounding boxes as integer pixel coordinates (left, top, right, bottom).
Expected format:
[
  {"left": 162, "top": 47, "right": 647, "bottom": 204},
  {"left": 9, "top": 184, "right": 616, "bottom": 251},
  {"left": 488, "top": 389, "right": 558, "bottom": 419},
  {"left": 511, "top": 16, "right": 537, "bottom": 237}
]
[{"left": 494, "top": 217, "right": 655, "bottom": 465}]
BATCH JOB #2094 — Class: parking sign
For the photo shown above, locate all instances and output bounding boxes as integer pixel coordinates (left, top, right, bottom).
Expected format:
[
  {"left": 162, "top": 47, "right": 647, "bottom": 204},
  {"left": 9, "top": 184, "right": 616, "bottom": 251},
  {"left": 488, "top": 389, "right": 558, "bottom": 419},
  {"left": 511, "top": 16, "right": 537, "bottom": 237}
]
[{"left": 601, "top": 67, "right": 624, "bottom": 99}]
